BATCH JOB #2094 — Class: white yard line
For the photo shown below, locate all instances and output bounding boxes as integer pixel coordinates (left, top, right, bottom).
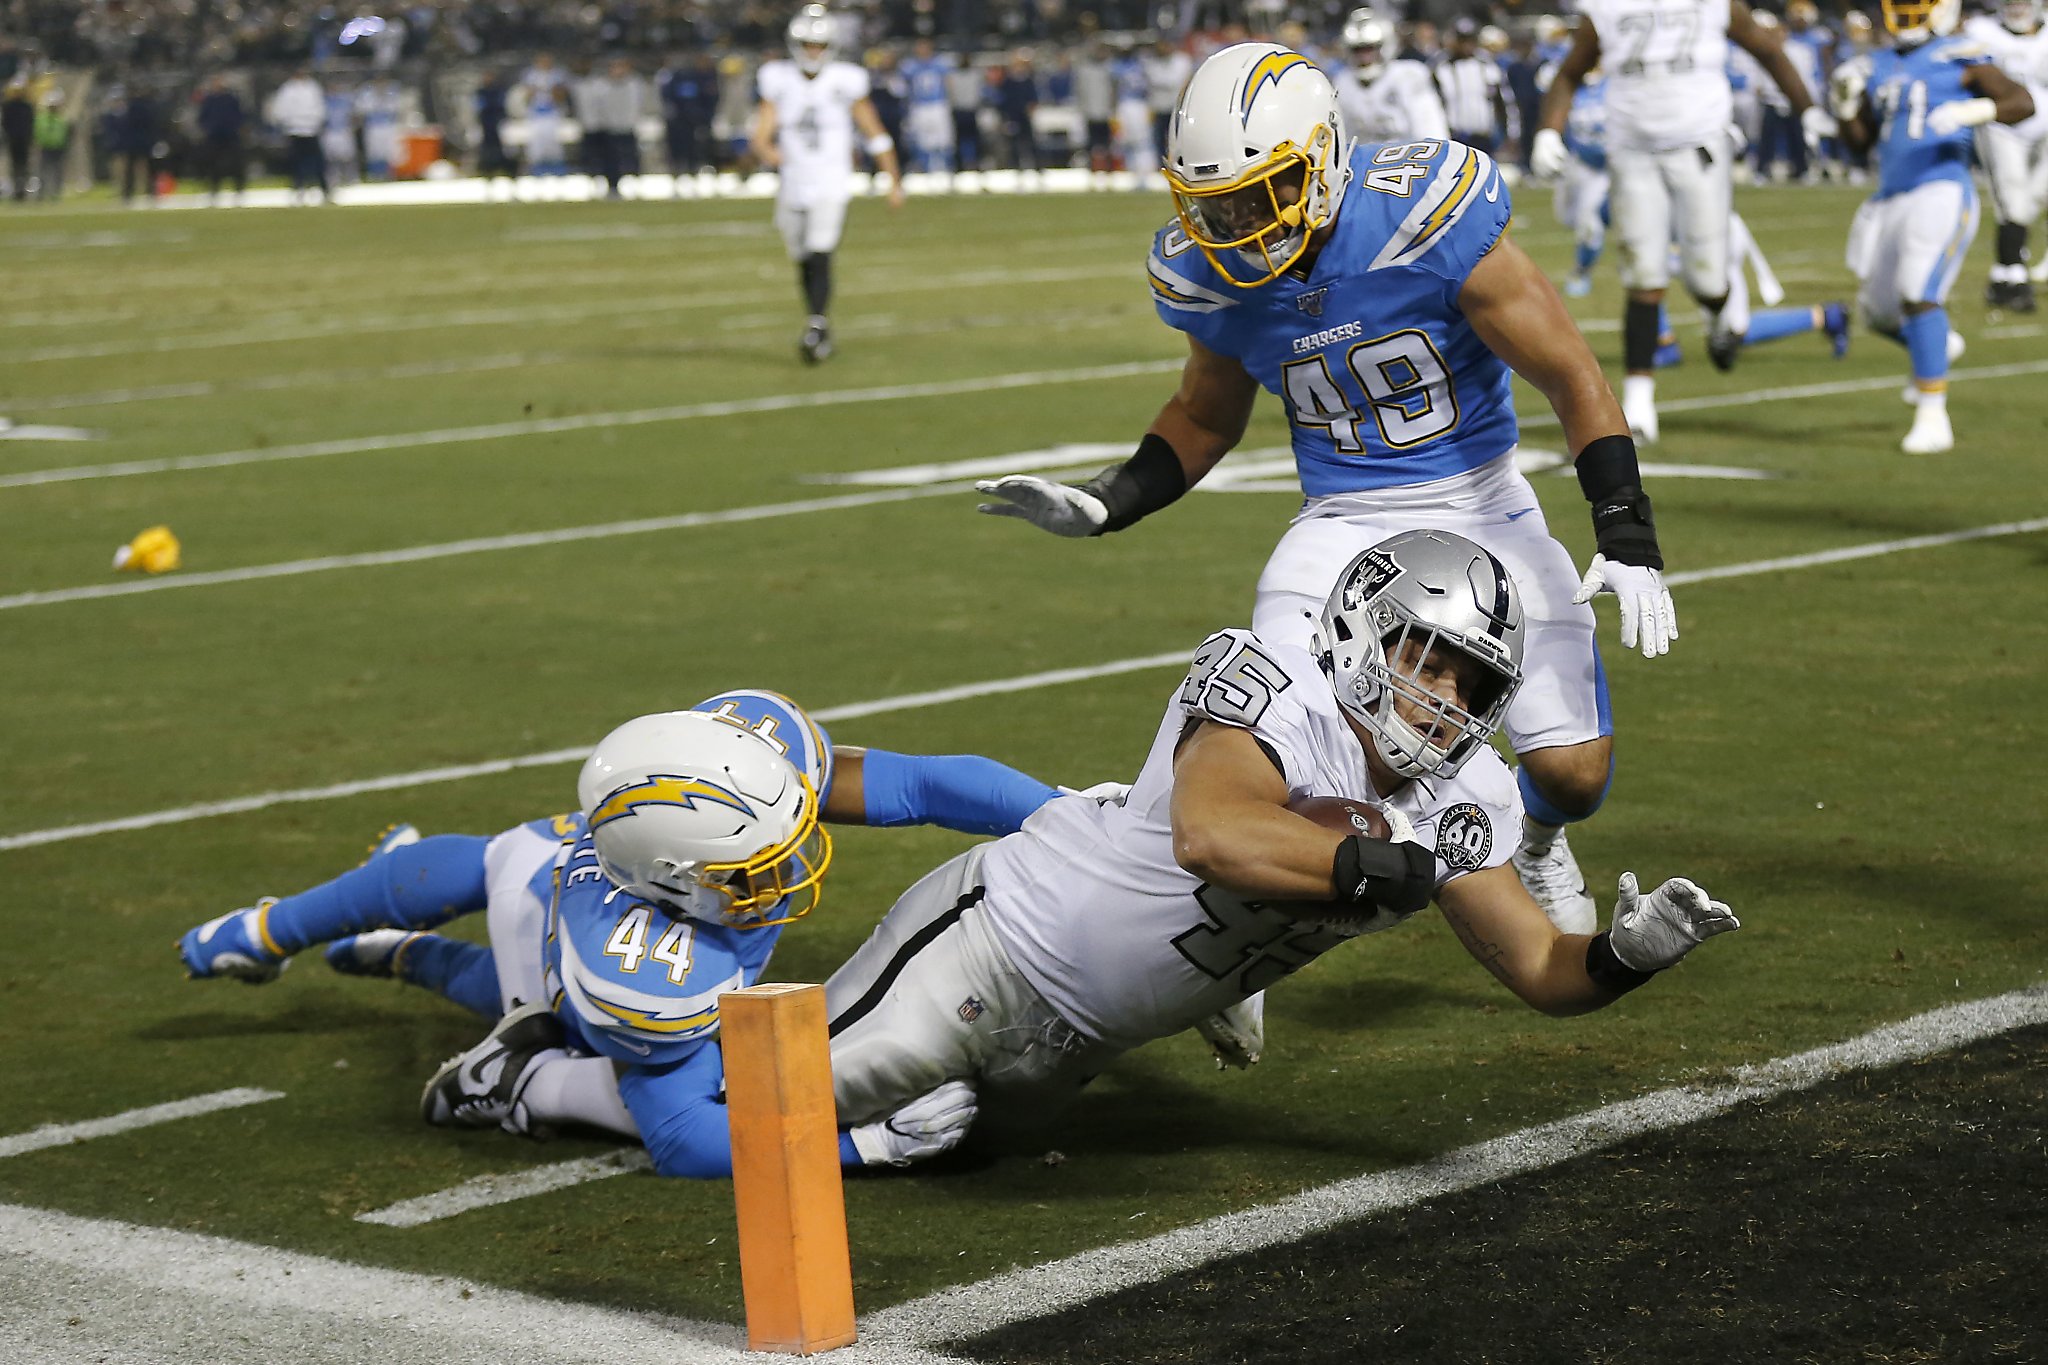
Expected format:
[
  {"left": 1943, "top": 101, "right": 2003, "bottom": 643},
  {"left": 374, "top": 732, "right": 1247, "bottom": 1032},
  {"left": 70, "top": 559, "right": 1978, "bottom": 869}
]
[
  {"left": 10, "top": 352, "right": 570, "bottom": 413},
  {"left": 0, "top": 653, "right": 1188, "bottom": 853},
  {"left": 354, "top": 1150, "right": 653, "bottom": 1227},
  {"left": 0, "top": 1088, "right": 284, "bottom": 1160},
  {"left": 855, "top": 984, "right": 2048, "bottom": 1356},
  {"left": 0, "top": 358, "right": 1181, "bottom": 491},
  {"left": 3, "top": 986, "right": 2042, "bottom": 1365}
]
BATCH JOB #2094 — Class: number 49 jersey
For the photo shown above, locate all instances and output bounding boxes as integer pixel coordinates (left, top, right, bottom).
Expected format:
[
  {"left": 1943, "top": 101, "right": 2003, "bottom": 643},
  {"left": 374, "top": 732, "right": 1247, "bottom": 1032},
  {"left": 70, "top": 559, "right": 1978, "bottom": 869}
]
[
  {"left": 979, "top": 628, "right": 1520, "bottom": 1053},
  {"left": 1148, "top": 140, "right": 1516, "bottom": 497}
]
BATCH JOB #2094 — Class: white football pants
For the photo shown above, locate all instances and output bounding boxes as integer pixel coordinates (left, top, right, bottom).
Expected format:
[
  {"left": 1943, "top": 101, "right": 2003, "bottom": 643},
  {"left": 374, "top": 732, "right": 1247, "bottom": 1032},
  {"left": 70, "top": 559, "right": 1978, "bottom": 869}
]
[
  {"left": 1848, "top": 179, "right": 1979, "bottom": 331},
  {"left": 774, "top": 194, "right": 850, "bottom": 259},
  {"left": 1978, "top": 120, "right": 2048, "bottom": 229},
  {"left": 1609, "top": 138, "right": 1733, "bottom": 298}
]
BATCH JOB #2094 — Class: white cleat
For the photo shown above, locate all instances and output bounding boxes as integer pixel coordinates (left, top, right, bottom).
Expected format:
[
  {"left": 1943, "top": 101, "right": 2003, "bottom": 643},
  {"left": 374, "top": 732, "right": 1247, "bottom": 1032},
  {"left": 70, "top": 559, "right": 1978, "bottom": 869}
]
[
  {"left": 1511, "top": 832, "right": 1599, "bottom": 935},
  {"left": 1948, "top": 330, "right": 1966, "bottom": 362},
  {"left": 1622, "top": 396, "right": 1659, "bottom": 445},
  {"left": 1196, "top": 992, "right": 1266, "bottom": 1069},
  {"left": 1901, "top": 401, "right": 1954, "bottom": 455}
]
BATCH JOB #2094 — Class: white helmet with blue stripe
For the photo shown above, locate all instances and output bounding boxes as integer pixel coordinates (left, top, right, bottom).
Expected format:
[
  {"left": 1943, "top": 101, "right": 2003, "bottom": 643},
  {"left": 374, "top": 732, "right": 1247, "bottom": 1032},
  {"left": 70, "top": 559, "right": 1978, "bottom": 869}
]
[{"left": 689, "top": 689, "right": 834, "bottom": 797}]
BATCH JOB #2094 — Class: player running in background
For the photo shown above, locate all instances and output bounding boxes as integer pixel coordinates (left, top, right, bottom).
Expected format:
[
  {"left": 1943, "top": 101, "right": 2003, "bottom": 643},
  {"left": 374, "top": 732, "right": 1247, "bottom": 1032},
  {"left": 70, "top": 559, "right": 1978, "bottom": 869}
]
[
  {"left": 899, "top": 37, "right": 955, "bottom": 174},
  {"left": 1555, "top": 70, "right": 1610, "bottom": 298},
  {"left": 1965, "top": 0, "right": 2048, "bottom": 310},
  {"left": 428, "top": 535, "right": 1737, "bottom": 1160},
  {"left": 178, "top": 691, "right": 1064, "bottom": 1176},
  {"left": 1329, "top": 8, "right": 1448, "bottom": 144},
  {"left": 752, "top": 3, "right": 905, "bottom": 365},
  {"left": 1834, "top": 0, "right": 2035, "bottom": 452},
  {"left": 1534, "top": 0, "right": 1824, "bottom": 443}
]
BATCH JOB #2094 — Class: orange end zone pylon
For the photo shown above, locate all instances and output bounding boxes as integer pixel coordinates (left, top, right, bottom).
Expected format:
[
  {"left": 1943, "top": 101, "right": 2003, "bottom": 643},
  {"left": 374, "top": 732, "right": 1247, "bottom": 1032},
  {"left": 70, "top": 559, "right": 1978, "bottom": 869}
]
[{"left": 722, "top": 982, "right": 858, "bottom": 1354}]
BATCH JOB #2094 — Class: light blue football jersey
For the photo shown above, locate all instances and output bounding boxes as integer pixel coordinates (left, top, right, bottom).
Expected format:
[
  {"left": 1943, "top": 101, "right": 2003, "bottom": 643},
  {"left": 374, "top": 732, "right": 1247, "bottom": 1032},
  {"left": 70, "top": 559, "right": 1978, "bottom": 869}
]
[
  {"left": 1567, "top": 79, "right": 1609, "bottom": 171},
  {"left": 1148, "top": 139, "right": 1516, "bottom": 497},
  {"left": 529, "top": 689, "right": 834, "bottom": 1067},
  {"left": 900, "top": 55, "right": 952, "bottom": 107},
  {"left": 1869, "top": 36, "right": 1993, "bottom": 198}
]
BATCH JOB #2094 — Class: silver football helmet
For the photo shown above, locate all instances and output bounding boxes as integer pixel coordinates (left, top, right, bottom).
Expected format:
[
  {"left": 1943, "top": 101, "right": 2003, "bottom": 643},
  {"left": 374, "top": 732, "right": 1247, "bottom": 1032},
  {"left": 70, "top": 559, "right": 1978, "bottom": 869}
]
[
  {"left": 1341, "top": 8, "right": 1395, "bottom": 81},
  {"left": 2004, "top": 0, "right": 2042, "bottom": 34},
  {"left": 787, "top": 3, "right": 836, "bottom": 73},
  {"left": 1314, "top": 530, "right": 1525, "bottom": 780}
]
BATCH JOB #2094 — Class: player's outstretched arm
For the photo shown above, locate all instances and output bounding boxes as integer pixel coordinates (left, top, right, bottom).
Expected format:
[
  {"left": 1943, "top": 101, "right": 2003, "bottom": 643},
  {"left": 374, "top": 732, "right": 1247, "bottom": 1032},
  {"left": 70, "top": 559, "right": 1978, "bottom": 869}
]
[
  {"left": 1460, "top": 234, "right": 1676, "bottom": 659},
  {"left": 1730, "top": 0, "right": 1814, "bottom": 117},
  {"left": 975, "top": 335, "right": 1254, "bottom": 536},
  {"left": 1435, "top": 866, "right": 1738, "bottom": 1016},
  {"left": 821, "top": 745, "right": 1059, "bottom": 835},
  {"left": 1532, "top": 21, "right": 1599, "bottom": 176},
  {"left": 1947, "top": 63, "right": 2037, "bottom": 132}
]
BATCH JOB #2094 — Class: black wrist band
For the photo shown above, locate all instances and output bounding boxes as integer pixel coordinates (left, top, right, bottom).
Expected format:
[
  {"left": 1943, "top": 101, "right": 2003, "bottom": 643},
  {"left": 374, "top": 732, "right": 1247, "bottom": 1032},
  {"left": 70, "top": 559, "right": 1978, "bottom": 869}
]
[
  {"left": 1331, "top": 834, "right": 1436, "bottom": 918},
  {"left": 1574, "top": 434, "right": 1643, "bottom": 505},
  {"left": 1585, "top": 931, "right": 1658, "bottom": 996},
  {"left": 1577, "top": 436, "right": 1664, "bottom": 570},
  {"left": 1076, "top": 433, "right": 1188, "bottom": 534}
]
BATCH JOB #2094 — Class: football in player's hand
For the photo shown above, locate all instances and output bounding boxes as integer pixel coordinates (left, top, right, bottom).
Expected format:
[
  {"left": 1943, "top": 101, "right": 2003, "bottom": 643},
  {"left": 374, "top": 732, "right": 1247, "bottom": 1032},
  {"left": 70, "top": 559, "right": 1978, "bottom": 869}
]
[
  {"left": 1273, "top": 796, "right": 1395, "bottom": 929},
  {"left": 1287, "top": 795, "right": 1392, "bottom": 842}
]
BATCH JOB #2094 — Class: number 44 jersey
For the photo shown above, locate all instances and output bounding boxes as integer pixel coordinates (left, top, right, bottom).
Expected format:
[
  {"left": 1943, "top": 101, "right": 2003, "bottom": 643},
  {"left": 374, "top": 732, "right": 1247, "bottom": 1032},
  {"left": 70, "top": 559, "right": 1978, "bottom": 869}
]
[
  {"left": 978, "top": 628, "right": 1520, "bottom": 1054},
  {"left": 1148, "top": 139, "right": 1516, "bottom": 496}
]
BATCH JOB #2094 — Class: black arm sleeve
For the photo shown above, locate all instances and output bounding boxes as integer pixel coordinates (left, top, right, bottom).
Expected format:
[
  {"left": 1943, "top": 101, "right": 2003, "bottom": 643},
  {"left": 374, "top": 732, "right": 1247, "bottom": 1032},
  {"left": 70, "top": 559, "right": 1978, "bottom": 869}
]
[
  {"left": 1075, "top": 432, "right": 1189, "bottom": 534},
  {"left": 1331, "top": 835, "right": 1436, "bottom": 918}
]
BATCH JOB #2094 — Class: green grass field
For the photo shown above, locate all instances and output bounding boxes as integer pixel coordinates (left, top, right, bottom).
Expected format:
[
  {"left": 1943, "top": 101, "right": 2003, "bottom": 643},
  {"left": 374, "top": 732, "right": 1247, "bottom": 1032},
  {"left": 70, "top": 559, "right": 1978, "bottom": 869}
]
[{"left": 2, "top": 180, "right": 2045, "bottom": 1335}]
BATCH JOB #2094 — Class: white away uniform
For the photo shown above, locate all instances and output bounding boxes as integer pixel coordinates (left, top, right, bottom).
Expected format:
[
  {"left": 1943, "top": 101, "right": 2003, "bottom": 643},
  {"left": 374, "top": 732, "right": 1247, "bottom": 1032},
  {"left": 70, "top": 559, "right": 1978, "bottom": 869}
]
[
  {"left": 1580, "top": 0, "right": 1737, "bottom": 296},
  {"left": 824, "top": 630, "right": 1520, "bottom": 1127},
  {"left": 758, "top": 57, "right": 871, "bottom": 259},
  {"left": 1965, "top": 15, "right": 2048, "bottom": 232},
  {"left": 1331, "top": 59, "right": 1450, "bottom": 142}
]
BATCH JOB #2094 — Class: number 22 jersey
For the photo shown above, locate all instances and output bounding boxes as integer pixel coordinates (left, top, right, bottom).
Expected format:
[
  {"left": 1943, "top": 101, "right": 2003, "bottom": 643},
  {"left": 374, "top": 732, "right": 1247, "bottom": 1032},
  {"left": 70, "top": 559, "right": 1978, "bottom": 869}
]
[
  {"left": 979, "top": 628, "right": 1520, "bottom": 1053},
  {"left": 1148, "top": 139, "right": 1516, "bottom": 497}
]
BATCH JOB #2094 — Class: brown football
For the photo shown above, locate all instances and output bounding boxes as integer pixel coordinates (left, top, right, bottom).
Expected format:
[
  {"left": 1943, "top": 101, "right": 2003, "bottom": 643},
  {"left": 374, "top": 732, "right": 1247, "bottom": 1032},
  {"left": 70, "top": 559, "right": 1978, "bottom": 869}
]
[{"left": 1287, "top": 795, "right": 1393, "bottom": 842}]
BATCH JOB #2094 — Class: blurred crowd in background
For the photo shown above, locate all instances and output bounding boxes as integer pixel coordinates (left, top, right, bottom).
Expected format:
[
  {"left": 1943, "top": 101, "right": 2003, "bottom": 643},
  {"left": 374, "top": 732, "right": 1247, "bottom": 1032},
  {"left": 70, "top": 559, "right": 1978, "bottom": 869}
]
[{"left": 0, "top": 0, "right": 1889, "bottom": 203}]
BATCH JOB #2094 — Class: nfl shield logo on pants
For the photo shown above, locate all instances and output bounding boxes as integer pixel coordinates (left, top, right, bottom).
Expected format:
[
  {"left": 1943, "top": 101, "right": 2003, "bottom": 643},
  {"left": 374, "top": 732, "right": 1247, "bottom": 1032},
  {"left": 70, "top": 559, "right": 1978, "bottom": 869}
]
[
  {"left": 958, "top": 996, "right": 986, "bottom": 1023},
  {"left": 1295, "top": 287, "right": 1327, "bottom": 318}
]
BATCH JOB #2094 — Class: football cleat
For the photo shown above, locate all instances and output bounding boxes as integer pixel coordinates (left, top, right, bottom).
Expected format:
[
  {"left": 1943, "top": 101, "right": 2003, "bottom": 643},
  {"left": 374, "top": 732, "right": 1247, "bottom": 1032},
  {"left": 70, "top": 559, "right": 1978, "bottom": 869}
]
[
  {"left": 421, "top": 1002, "right": 567, "bottom": 1135},
  {"left": 1901, "top": 399, "right": 1954, "bottom": 455},
  {"left": 1511, "top": 831, "right": 1598, "bottom": 936},
  {"left": 2005, "top": 280, "right": 2037, "bottom": 314},
  {"left": 324, "top": 929, "right": 425, "bottom": 979},
  {"left": 361, "top": 822, "right": 420, "bottom": 864},
  {"left": 1563, "top": 273, "right": 1592, "bottom": 299},
  {"left": 1706, "top": 321, "right": 1740, "bottom": 372},
  {"left": 798, "top": 316, "right": 833, "bottom": 365},
  {"left": 1823, "top": 302, "right": 1851, "bottom": 358},
  {"left": 1651, "top": 339, "right": 1683, "bottom": 369},
  {"left": 178, "top": 899, "right": 289, "bottom": 983},
  {"left": 1622, "top": 394, "right": 1659, "bottom": 444},
  {"left": 1196, "top": 991, "right": 1266, "bottom": 1069}
]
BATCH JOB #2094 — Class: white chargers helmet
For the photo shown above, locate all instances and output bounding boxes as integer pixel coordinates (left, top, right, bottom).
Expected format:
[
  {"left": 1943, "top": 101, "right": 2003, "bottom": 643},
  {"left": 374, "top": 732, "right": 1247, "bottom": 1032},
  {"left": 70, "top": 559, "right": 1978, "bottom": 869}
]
[
  {"left": 1164, "top": 42, "right": 1352, "bottom": 288},
  {"left": 787, "top": 3, "right": 836, "bottom": 73},
  {"left": 1341, "top": 8, "right": 1395, "bottom": 82},
  {"left": 1315, "top": 530, "right": 1525, "bottom": 780},
  {"left": 1880, "top": 0, "right": 1961, "bottom": 44},
  {"left": 578, "top": 711, "right": 831, "bottom": 929}
]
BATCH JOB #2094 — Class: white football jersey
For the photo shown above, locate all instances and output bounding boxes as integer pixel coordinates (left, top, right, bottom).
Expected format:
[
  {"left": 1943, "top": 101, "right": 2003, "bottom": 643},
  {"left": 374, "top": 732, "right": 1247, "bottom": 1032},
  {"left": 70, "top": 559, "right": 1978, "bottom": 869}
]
[
  {"left": 757, "top": 58, "right": 871, "bottom": 203},
  {"left": 1964, "top": 15, "right": 2048, "bottom": 141},
  {"left": 1580, "top": 0, "right": 1735, "bottom": 151},
  {"left": 980, "top": 629, "right": 1521, "bottom": 1054},
  {"left": 1332, "top": 60, "right": 1450, "bottom": 142}
]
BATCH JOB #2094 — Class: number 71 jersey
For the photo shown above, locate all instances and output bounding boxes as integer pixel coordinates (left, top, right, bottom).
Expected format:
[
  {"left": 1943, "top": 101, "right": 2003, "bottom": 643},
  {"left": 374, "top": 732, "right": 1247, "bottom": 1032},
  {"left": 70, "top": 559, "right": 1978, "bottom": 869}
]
[{"left": 1147, "top": 140, "right": 1517, "bottom": 496}]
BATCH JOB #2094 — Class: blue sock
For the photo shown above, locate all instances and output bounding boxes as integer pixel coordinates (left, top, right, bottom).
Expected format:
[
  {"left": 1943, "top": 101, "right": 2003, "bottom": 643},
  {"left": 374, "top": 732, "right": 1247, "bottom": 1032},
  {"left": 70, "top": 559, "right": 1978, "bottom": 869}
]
[
  {"left": 396, "top": 935, "right": 501, "bottom": 1017},
  {"left": 265, "top": 834, "right": 491, "bottom": 955},
  {"left": 1900, "top": 308, "right": 1950, "bottom": 385},
  {"left": 1516, "top": 753, "right": 1615, "bottom": 828},
  {"left": 1574, "top": 242, "right": 1599, "bottom": 274},
  {"left": 1744, "top": 306, "right": 1817, "bottom": 346}
]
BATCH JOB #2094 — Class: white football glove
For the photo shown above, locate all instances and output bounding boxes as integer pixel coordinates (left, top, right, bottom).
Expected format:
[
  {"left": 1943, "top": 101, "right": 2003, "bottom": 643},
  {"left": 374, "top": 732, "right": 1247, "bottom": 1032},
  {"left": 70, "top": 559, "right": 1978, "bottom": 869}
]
[
  {"left": 1829, "top": 58, "right": 1869, "bottom": 123},
  {"left": 1196, "top": 992, "right": 1265, "bottom": 1070},
  {"left": 1380, "top": 803, "right": 1420, "bottom": 847},
  {"left": 1927, "top": 97, "right": 1998, "bottom": 137},
  {"left": 847, "top": 1079, "right": 979, "bottom": 1167},
  {"left": 974, "top": 475, "right": 1108, "bottom": 537},
  {"left": 1608, "top": 872, "right": 1740, "bottom": 972},
  {"left": 1572, "top": 554, "right": 1677, "bottom": 659},
  {"left": 1529, "top": 127, "right": 1569, "bottom": 180},
  {"left": 1800, "top": 105, "right": 1837, "bottom": 151}
]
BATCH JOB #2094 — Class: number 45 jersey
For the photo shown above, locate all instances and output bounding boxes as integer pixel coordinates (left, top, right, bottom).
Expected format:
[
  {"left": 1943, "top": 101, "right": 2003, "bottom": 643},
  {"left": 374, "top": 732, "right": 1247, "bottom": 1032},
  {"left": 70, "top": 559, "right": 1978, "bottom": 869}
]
[
  {"left": 978, "top": 628, "right": 1520, "bottom": 1054},
  {"left": 1148, "top": 139, "right": 1516, "bottom": 496}
]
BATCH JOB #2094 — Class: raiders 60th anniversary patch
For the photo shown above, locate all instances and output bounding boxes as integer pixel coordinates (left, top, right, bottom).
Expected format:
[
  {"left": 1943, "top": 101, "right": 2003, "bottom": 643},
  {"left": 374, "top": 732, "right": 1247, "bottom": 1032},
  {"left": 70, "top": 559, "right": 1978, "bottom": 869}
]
[{"left": 1435, "top": 802, "right": 1493, "bottom": 872}]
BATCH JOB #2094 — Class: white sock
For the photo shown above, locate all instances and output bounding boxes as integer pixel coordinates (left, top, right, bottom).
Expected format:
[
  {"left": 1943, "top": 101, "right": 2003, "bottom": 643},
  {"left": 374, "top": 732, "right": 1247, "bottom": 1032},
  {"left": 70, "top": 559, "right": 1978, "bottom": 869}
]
[
  {"left": 1623, "top": 373, "right": 1655, "bottom": 409},
  {"left": 519, "top": 1054, "right": 639, "bottom": 1137}
]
